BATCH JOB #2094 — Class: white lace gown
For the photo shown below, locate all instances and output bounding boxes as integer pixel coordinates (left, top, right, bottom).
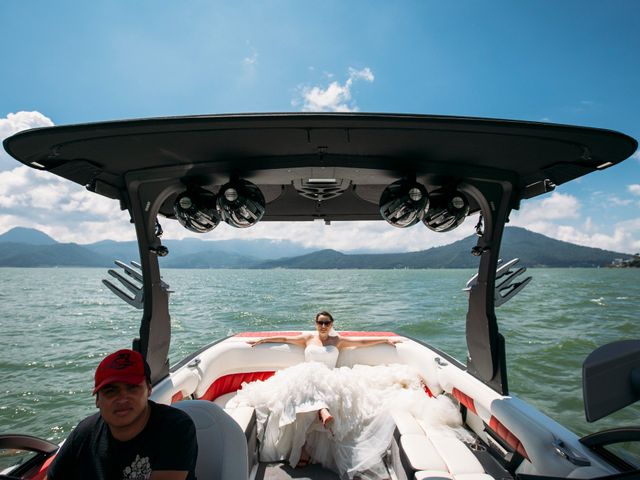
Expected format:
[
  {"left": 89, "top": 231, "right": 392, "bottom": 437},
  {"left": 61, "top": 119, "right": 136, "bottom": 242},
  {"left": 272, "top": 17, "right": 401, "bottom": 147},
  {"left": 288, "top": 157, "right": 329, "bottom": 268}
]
[{"left": 227, "top": 344, "right": 468, "bottom": 479}]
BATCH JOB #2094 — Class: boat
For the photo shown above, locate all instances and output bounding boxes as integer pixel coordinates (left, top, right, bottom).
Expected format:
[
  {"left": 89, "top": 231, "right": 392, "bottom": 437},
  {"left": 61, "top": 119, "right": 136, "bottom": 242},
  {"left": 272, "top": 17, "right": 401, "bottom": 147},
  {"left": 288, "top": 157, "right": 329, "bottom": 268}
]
[{"left": 1, "top": 113, "right": 639, "bottom": 479}]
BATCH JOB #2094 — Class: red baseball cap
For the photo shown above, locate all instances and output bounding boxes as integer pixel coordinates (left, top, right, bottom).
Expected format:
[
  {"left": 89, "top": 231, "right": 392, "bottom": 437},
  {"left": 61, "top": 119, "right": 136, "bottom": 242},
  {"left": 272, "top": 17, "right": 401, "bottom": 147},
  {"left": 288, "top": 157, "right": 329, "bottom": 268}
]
[{"left": 93, "top": 349, "right": 149, "bottom": 394}]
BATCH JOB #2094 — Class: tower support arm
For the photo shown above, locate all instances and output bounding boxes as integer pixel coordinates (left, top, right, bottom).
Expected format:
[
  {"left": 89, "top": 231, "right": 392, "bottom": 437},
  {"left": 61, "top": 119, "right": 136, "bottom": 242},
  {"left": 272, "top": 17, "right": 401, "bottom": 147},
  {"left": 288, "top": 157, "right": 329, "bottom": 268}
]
[{"left": 462, "top": 179, "right": 515, "bottom": 394}]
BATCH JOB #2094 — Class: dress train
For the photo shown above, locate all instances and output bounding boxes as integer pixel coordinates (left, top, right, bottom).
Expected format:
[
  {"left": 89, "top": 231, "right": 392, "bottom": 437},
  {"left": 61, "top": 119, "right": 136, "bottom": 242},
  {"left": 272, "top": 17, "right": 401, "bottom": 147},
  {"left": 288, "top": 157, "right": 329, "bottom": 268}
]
[{"left": 228, "top": 349, "right": 469, "bottom": 479}]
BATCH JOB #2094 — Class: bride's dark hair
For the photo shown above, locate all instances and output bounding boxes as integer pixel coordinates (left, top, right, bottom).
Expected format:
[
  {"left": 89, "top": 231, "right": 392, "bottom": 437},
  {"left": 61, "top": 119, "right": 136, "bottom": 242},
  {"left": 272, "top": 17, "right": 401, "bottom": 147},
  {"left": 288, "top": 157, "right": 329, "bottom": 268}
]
[{"left": 315, "top": 311, "right": 334, "bottom": 323}]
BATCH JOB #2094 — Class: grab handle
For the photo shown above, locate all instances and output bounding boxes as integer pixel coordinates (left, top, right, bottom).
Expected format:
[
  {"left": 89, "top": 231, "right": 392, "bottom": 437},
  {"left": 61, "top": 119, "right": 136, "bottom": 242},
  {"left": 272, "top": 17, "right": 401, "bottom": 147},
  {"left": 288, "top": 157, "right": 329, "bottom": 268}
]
[{"left": 552, "top": 438, "right": 591, "bottom": 466}]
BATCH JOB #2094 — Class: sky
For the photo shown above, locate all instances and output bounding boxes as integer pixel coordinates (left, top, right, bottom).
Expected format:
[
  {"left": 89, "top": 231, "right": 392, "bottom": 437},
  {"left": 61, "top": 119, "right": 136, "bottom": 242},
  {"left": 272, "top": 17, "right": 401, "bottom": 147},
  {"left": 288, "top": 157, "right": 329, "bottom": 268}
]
[{"left": 1, "top": 1, "right": 639, "bottom": 254}]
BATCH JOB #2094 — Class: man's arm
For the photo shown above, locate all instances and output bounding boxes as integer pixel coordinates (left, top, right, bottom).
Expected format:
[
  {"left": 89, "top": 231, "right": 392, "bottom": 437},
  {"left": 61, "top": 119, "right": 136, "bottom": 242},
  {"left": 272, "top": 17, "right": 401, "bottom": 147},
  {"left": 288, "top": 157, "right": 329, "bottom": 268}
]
[{"left": 43, "top": 432, "right": 75, "bottom": 480}]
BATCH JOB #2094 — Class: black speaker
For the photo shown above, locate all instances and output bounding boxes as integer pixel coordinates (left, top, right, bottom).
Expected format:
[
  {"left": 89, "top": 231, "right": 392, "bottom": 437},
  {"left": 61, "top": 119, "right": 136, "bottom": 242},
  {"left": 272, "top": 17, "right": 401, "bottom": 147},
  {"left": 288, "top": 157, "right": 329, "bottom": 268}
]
[
  {"left": 173, "top": 188, "right": 221, "bottom": 233},
  {"left": 379, "top": 180, "right": 429, "bottom": 228},
  {"left": 423, "top": 190, "right": 469, "bottom": 232},
  {"left": 217, "top": 179, "right": 266, "bottom": 228}
]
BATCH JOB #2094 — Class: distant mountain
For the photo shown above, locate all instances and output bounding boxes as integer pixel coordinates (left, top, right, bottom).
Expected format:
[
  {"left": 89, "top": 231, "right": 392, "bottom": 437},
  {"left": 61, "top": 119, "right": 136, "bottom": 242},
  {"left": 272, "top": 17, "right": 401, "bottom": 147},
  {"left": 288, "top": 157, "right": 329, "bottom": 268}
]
[
  {"left": 0, "top": 242, "right": 111, "bottom": 267},
  {"left": 0, "top": 226, "right": 633, "bottom": 268},
  {"left": 498, "top": 227, "right": 628, "bottom": 267},
  {"left": 87, "top": 240, "right": 140, "bottom": 262},
  {"left": 162, "top": 249, "right": 261, "bottom": 268},
  {"left": 258, "top": 249, "right": 351, "bottom": 269},
  {"left": 0, "top": 227, "right": 57, "bottom": 245},
  {"left": 85, "top": 237, "right": 316, "bottom": 263},
  {"left": 0, "top": 228, "right": 314, "bottom": 268},
  {"left": 255, "top": 227, "right": 633, "bottom": 269}
]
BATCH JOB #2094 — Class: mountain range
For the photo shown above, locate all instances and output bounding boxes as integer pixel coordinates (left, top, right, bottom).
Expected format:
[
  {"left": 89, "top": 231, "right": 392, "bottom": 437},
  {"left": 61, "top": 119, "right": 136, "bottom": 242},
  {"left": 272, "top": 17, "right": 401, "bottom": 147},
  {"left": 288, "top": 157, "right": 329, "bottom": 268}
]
[{"left": 0, "top": 226, "right": 633, "bottom": 269}]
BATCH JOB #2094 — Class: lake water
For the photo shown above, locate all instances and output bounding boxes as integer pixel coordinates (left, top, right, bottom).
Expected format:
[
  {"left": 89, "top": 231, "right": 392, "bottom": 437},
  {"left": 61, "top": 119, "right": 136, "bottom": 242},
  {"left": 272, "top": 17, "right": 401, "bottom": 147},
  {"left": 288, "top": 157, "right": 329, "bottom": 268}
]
[{"left": 0, "top": 267, "right": 638, "bottom": 465}]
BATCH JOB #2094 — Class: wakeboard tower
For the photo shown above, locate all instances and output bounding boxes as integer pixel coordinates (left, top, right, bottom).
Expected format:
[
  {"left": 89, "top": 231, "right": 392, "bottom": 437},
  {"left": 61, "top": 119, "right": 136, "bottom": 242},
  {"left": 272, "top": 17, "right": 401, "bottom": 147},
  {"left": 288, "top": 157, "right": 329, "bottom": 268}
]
[{"left": 2, "top": 113, "right": 638, "bottom": 479}]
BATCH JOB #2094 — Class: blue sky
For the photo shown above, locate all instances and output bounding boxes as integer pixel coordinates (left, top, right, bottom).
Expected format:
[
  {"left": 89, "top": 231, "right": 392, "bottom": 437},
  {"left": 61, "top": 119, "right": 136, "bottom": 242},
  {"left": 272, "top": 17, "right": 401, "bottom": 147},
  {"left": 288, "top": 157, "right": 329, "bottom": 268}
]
[{"left": 1, "top": 1, "right": 639, "bottom": 253}]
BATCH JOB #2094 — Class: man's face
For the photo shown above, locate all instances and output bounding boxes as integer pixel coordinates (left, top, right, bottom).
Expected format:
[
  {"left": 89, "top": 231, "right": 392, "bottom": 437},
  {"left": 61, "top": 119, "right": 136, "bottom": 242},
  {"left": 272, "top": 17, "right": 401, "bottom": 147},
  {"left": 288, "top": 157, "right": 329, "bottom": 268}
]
[{"left": 96, "top": 380, "right": 151, "bottom": 430}]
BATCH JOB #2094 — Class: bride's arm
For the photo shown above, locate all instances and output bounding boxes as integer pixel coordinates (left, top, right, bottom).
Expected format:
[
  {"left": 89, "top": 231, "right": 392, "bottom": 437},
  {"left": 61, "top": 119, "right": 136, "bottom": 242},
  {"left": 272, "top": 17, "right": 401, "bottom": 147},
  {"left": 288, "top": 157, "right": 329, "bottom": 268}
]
[
  {"left": 248, "top": 333, "right": 311, "bottom": 347},
  {"left": 336, "top": 337, "right": 402, "bottom": 349}
]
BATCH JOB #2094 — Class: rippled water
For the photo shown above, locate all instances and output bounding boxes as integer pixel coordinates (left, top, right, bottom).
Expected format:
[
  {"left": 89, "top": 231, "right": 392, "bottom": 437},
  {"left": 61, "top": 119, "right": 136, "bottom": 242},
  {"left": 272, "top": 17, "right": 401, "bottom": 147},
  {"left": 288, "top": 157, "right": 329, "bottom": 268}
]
[{"left": 1, "top": 267, "right": 638, "bottom": 456}]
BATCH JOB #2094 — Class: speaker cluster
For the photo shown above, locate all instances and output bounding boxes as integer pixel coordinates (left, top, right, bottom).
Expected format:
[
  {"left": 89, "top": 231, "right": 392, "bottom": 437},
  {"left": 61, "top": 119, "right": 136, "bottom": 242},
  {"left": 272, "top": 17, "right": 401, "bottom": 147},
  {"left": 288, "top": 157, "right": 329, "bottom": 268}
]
[
  {"left": 379, "top": 180, "right": 469, "bottom": 231},
  {"left": 173, "top": 180, "right": 265, "bottom": 233}
]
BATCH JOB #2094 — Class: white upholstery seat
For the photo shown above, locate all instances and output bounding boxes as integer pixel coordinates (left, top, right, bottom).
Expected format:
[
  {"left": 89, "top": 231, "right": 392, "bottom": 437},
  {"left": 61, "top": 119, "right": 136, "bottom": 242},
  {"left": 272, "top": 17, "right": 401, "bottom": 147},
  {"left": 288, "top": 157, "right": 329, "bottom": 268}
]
[
  {"left": 394, "top": 414, "right": 491, "bottom": 480},
  {"left": 428, "top": 435, "right": 485, "bottom": 475},
  {"left": 401, "top": 434, "right": 448, "bottom": 472},
  {"left": 337, "top": 343, "right": 401, "bottom": 367},
  {"left": 225, "top": 405, "right": 258, "bottom": 468},
  {"left": 174, "top": 400, "right": 248, "bottom": 480},
  {"left": 213, "top": 391, "right": 236, "bottom": 407},
  {"left": 224, "top": 406, "right": 256, "bottom": 436},
  {"left": 392, "top": 410, "right": 425, "bottom": 436}
]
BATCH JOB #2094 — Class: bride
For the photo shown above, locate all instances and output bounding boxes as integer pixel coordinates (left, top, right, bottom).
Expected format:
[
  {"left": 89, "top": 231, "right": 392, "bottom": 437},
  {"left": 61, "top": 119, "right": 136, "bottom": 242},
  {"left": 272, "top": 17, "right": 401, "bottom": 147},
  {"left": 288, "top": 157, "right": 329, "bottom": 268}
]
[{"left": 227, "top": 311, "right": 465, "bottom": 479}]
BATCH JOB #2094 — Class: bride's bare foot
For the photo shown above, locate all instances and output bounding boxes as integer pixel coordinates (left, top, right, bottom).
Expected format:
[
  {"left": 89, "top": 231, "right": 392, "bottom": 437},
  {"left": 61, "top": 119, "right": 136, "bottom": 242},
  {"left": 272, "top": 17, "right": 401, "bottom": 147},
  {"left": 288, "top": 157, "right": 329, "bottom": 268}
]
[
  {"left": 296, "top": 444, "right": 311, "bottom": 468},
  {"left": 319, "top": 408, "right": 334, "bottom": 430}
]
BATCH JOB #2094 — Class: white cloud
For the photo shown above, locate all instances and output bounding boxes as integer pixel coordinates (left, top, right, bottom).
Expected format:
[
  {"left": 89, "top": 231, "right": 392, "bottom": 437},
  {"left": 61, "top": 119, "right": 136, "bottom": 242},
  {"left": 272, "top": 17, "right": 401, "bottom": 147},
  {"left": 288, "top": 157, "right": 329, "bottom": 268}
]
[
  {"left": 511, "top": 192, "right": 580, "bottom": 225},
  {"left": 608, "top": 195, "right": 634, "bottom": 206},
  {"left": 583, "top": 217, "right": 595, "bottom": 232},
  {"left": 0, "top": 111, "right": 135, "bottom": 243},
  {"left": 0, "top": 111, "right": 54, "bottom": 171},
  {"left": 294, "top": 67, "right": 375, "bottom": 112},
  {"left": 632, "top": 151, "right": 640, "bottom": 161},
  {"left": 512, "top": 221, "right": 637, "bottom": 254},
  {"left": 0, "top": 165, "right": 131, "bottom": 244},
  {"left": 302, "top": 82, "right": 353, "bottom": 112},
  {"left": 348, "top": 67, "right": 374, "bottom": 83},
  {"left": 628, "top": 184, "right": 640, "bottom": 196},
  {"left": 511, "top": 192, "right": 639, "bottom": 253},
  {"left": 240, "top": 41, "right": 259, "bottom": 79},
  {"left": 243, "top": 49, "right": 258, "bottom": 67}
]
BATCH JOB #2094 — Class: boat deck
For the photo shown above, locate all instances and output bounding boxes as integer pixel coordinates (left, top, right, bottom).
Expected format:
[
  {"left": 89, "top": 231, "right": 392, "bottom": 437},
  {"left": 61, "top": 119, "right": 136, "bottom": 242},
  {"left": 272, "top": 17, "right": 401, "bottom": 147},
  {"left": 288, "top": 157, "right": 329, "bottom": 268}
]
[{"left": 255, "top": 462, "right": 339, "bottom": 480}]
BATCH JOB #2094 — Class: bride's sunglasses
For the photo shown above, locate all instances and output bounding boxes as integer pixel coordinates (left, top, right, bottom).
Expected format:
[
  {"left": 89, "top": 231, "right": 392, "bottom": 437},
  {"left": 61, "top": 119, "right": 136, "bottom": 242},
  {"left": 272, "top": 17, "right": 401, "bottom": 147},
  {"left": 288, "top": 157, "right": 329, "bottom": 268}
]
[{"left": 316, "top": 320, "right": 332, "bottom": 326}]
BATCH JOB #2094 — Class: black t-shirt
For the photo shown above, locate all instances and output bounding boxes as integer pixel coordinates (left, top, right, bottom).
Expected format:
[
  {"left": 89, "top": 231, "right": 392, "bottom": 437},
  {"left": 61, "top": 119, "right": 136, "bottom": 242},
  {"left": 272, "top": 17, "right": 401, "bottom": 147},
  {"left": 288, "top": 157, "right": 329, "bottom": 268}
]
[{"left": 47, "top": 401, "right": 197, "bottom": 480}]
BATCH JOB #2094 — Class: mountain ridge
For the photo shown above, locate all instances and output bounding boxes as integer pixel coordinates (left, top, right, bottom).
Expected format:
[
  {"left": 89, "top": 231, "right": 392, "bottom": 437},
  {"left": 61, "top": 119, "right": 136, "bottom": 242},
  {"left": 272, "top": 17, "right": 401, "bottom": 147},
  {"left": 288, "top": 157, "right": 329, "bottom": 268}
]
[
  {"left": 0, "top": 226, "right": 633, "bottom": 268},
  {"left": 256, "top": 228, "right": 632, "bottom": 269},
  {"left": 0, "top": 227, "right": 58, "bottom": 245}
]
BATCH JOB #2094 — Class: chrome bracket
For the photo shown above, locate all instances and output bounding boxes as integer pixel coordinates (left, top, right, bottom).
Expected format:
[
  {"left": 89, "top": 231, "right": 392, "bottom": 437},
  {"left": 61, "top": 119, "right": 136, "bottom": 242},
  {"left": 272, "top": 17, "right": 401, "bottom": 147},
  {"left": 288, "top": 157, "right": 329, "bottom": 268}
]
[
  {"left": 102, "top": 260, "right": 171, "bottom": 309},
  {"left": 464, "top": 258, "right": 532, "bottom": 307}
]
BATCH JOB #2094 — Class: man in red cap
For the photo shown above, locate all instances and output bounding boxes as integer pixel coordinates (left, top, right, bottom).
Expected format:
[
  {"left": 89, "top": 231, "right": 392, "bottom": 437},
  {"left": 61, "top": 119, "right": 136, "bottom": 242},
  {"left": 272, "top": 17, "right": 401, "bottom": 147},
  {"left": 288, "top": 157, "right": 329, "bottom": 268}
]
[{"left": 46, "top": 349, "right": 197, "bottom": 479}]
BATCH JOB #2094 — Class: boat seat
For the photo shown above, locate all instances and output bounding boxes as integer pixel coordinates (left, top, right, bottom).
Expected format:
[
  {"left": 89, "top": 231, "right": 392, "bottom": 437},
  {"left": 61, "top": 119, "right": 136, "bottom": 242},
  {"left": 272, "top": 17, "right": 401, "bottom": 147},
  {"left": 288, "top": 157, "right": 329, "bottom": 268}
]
[
  {"left": 391, "top": 411, "right": 492, "bottom": 480},
  {"left": 225, "top": 405, "right": 256, "bottom": 438},
  {"left": 173, "top": 399, "right": 248, "bottom": 480},
  {"left": 201, "top": 390, "right": 257, "bottom": 469},
  {"left": 415, "top": 474, "right": 494, "bottom": 480},
  {"left": 226, "top": 405, "right": 259, "bottom": 468},
  {"left": 211, "top": 392, "right": 259, "bottom": 469},
  {"left": 213, "top": 390, "right": 237, "bottom": 407}
]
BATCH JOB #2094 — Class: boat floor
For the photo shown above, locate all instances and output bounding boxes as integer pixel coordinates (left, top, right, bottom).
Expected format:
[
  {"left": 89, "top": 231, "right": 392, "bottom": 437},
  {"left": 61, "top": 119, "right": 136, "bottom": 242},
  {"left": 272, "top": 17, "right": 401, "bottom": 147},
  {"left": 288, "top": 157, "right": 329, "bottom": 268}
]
[{"left": 254, "top": 462, "right": 339, "bottom": 480}]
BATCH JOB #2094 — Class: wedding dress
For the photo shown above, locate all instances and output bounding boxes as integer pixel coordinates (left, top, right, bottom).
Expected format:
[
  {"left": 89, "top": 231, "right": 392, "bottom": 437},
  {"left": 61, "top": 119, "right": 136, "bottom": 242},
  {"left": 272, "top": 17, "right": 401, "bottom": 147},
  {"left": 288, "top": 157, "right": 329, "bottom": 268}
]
[{"left": 227, "top": 344, "right": 469, "bottom": 479}]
